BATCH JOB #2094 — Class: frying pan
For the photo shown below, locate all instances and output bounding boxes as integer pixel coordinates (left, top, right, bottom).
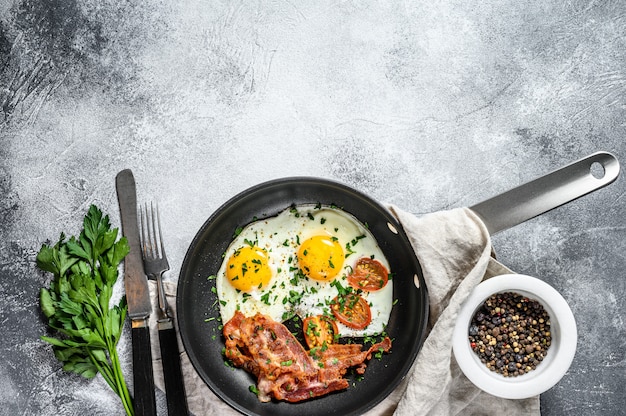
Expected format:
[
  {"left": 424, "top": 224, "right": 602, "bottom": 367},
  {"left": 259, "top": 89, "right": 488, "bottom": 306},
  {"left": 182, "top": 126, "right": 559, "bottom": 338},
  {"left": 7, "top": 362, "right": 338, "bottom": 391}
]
[{"left": 177, "top": 152, "right": 619, "bottom": 416}]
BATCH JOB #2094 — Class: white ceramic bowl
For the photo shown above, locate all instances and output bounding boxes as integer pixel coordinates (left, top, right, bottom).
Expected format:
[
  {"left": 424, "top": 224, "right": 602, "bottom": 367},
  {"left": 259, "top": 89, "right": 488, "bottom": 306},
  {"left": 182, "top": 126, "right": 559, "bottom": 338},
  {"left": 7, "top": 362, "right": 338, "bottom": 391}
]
[{"left": 452, "top": 274, "right": 577, "bottom": 399}]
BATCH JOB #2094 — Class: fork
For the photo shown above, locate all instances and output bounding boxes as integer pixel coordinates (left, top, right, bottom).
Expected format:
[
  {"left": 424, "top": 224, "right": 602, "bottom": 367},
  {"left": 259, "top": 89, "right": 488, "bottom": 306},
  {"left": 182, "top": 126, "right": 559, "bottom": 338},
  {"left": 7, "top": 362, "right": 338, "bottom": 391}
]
[{"left": 140, "top": 202, "right": 189, "bottom": 416}]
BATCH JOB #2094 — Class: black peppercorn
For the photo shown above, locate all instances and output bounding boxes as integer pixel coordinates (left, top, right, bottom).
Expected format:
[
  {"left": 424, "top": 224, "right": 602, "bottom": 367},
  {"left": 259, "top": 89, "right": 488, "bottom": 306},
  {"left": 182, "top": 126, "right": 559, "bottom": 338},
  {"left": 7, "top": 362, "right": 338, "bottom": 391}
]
[{"left": 468, "top": 291, "right": 551, "bottom": 377}]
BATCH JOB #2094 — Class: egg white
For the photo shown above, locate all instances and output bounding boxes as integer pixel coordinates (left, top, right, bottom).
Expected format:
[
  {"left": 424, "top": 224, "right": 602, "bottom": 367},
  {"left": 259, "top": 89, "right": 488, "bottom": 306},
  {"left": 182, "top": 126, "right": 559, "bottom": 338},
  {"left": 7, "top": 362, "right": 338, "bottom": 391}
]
[{"left": 215, "top": 204, "right": 393, "bottom": 337}]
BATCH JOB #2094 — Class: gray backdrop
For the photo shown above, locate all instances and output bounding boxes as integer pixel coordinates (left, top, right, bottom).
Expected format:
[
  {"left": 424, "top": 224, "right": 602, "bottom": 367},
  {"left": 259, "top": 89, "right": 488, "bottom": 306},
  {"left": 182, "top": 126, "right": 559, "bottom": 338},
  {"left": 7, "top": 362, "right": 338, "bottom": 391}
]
[{"left": 1, "top": 0, "right": 624, "bottom": 415}]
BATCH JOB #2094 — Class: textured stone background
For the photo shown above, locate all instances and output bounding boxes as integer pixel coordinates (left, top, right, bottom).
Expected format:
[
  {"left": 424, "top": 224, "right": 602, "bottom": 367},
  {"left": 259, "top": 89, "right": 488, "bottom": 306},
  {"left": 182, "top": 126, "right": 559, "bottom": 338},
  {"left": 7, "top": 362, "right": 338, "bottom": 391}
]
[{"left": 1, "top": 0, "right": 625, "bottom": 415}]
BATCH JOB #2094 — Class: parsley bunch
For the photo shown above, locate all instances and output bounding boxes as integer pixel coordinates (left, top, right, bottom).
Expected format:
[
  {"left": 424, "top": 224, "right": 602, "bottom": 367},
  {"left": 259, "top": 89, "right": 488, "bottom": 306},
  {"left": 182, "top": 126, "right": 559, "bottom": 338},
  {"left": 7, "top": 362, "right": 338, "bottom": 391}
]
[{"left": 37, "top": 205, "right": 133, "bottom": 415}]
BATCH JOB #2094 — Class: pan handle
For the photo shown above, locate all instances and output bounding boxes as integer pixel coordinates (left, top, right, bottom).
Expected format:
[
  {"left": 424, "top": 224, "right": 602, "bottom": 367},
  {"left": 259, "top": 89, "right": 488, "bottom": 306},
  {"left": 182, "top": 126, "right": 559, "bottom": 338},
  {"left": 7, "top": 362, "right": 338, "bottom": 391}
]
[{"left": 469, "top": 151, "right": 620, "bottom": 235}]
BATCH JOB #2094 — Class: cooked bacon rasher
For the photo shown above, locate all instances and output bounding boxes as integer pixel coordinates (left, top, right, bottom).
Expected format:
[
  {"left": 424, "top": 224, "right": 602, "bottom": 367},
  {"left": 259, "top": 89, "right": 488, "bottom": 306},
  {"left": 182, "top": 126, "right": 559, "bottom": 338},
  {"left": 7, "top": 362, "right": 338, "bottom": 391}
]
[{"left": 223, "top": 311, "right": 392, "bottom": 403}]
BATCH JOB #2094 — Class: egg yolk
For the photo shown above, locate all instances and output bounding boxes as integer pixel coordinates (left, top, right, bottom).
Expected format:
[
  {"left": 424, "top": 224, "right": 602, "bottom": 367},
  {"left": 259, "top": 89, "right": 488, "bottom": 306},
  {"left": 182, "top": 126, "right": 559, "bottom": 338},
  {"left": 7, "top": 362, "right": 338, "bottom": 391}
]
[
  {"left": 226, "top": 246, "right": 272, "bottom": 292},
  {"left": 297, "top": 235, "right": 344, "bottom": 281}
]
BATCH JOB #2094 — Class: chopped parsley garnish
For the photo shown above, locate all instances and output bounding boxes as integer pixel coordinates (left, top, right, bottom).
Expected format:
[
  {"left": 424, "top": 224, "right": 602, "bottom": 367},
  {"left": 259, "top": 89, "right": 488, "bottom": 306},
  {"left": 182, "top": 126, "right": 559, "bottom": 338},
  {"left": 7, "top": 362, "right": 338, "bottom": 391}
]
[{"left": 261, "top": 292, "right": 271, "bottom": 305}]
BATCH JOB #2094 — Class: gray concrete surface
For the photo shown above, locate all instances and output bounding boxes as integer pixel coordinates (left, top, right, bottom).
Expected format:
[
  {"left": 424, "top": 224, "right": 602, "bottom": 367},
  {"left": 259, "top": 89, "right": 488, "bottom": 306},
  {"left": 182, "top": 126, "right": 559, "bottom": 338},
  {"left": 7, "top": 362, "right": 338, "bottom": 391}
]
[{"left": 1, "top": 0, "right": 624, "bottom": 415}]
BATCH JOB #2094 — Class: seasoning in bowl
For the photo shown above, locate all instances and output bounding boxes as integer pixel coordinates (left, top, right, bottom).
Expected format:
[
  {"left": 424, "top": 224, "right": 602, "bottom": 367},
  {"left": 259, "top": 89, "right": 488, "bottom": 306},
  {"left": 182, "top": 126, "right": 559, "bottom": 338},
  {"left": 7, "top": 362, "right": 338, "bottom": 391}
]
[
  {"left": 453, "top": 274, "right": 577, "bottom": 399},
  {"left": 468, "top": 291, "right": 552, "bottom": 377}
]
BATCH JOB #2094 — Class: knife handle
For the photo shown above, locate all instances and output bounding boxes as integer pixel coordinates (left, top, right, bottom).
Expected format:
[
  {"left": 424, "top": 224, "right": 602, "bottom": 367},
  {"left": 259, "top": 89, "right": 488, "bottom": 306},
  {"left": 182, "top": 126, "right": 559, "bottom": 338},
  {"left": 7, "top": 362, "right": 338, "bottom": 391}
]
[
  {"left": 158, "top": 320, "right": 189, "bottom": 416},
  {"left": 132, "top": 322, "right": 157, "bottom": 416}
]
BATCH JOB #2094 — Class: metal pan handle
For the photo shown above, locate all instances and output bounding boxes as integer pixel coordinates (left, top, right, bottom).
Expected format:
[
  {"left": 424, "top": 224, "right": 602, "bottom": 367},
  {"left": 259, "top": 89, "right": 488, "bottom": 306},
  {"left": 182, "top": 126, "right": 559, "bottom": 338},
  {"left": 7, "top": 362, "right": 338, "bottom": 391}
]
[{"left": 470, "top": 151, "right": 620, "bottom": 235}]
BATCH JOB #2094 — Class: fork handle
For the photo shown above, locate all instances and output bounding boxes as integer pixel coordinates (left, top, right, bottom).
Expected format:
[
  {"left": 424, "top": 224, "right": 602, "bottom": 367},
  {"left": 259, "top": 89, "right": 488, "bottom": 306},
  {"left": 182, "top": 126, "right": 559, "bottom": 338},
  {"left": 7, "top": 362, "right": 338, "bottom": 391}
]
[{"left": 158, "top": 319, "right": 189, "bottom": 416}]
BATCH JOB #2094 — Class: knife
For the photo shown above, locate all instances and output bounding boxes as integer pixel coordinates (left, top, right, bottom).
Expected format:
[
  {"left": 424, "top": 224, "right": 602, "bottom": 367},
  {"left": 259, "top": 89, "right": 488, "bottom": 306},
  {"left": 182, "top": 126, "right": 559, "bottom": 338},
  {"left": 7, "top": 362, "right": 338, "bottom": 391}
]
[{"left": 116, "top": 169, "right": 157, "bottom": 416}]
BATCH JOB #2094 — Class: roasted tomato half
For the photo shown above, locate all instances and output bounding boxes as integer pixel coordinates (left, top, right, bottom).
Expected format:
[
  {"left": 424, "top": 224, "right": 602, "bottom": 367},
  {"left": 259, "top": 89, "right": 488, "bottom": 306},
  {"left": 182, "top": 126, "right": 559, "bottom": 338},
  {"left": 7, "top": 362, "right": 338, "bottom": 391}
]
[
  {"left": 347, "top": 257, "right": 389, "bottom": 291},
  {"left": 330, "top": 293, "right": 372, "bottom": 330},
  {"left": 302, "top": 315, "right": 339, "bottom": 349}
]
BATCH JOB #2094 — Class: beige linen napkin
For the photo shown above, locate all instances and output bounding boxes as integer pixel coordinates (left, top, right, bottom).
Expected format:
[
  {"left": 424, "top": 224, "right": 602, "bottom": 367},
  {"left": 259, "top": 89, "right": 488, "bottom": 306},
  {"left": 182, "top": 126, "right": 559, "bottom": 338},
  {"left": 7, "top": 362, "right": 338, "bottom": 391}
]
[{"left": 148, "top": 207, "right": 540, "bottom": 415}]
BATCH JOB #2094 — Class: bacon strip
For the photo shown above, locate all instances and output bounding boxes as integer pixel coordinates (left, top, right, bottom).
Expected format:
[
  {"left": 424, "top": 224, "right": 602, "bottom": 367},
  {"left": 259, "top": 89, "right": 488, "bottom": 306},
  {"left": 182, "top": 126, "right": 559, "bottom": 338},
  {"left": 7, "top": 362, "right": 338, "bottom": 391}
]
[{"left": 223, "top": 311, "right": 392, "bottom": 403}]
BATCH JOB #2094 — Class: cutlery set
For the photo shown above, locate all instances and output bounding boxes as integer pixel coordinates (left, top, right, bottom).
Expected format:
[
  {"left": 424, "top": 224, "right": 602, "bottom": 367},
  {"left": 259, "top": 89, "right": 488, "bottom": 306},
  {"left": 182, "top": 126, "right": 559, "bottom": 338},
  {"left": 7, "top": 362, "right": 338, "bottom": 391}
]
[{"left": 116, "top": 169, "right": 188, "bottom": 416}]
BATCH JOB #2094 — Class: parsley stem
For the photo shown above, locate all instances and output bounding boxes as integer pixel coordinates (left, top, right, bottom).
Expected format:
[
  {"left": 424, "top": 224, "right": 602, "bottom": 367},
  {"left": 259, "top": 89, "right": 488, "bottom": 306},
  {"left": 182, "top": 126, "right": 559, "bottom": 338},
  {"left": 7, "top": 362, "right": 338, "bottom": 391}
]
[
  {"left": 87, "top": 348, "right": 133, "bottom": 415},
  {"left": 111, "top": 348, "right": 133, "bottom": 415}
]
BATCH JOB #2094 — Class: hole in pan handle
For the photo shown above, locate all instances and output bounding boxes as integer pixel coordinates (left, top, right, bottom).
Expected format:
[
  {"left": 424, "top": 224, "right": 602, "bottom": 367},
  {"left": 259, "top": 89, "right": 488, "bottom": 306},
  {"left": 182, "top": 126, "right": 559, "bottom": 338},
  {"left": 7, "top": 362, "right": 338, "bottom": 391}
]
[{"left": 469, "top": 151, "right": 621, "bottom": 235}]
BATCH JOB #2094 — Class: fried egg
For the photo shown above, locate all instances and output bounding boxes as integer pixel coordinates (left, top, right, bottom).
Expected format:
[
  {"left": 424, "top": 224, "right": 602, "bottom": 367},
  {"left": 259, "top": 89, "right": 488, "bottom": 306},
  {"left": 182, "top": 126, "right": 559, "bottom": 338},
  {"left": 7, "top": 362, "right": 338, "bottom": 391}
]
[{"left": 215, "top": 204, "right": 393, "bottom": 337}]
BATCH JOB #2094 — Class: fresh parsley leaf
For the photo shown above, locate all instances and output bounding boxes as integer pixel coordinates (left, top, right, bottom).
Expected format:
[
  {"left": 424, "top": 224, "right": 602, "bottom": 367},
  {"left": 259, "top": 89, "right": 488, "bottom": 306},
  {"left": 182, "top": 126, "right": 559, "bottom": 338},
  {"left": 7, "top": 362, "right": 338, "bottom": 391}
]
[{"left": 37, "top": 205, "right": 134, "bottom": 415}]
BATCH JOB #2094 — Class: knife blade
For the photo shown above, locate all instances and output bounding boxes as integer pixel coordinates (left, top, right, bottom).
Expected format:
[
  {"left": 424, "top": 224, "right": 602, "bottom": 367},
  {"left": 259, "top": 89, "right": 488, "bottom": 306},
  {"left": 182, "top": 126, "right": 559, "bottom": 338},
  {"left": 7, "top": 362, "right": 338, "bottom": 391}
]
[{"left": 116, "top": 169, "right": 157, "bottom": 416}]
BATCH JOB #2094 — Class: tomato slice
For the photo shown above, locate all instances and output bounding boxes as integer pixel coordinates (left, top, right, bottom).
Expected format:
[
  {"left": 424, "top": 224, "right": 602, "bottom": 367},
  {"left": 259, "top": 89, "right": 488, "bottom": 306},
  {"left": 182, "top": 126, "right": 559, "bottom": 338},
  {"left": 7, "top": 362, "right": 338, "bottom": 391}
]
[
  {"left": 330, "top": 293, "right": 372, "bottom": 330},
  {"left": 347, "top": 257, "right": 389, "bottom": 291},
  {"left": 302, "top": 315, "right": 339, "bottom": 349}
]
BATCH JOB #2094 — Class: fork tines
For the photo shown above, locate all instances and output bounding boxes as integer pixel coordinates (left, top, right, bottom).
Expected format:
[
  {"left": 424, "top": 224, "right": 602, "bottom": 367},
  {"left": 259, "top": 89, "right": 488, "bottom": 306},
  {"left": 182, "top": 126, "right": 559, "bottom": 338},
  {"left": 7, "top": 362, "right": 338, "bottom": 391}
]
[{"left": 139, "top": 202, "right": 169, "bottom": 271}]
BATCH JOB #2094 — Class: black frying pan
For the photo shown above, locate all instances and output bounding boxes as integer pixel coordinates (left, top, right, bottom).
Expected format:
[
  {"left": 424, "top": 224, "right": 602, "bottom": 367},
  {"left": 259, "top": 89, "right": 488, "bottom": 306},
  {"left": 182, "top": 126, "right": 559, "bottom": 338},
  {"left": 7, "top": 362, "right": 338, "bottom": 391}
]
[
  {"left": 177, "top": 177, "right": 429, "bottom": 416},
  {"left": 177, "top": 152, "right": 619, "bottom": 416}
]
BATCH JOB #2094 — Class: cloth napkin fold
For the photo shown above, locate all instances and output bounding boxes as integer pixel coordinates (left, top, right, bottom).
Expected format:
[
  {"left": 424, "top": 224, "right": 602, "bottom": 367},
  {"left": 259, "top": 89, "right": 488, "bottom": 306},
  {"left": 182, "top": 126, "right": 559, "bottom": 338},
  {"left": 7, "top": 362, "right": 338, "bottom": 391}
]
[{"left": 148, "top": 207, "right": 540, "bottom": 415}]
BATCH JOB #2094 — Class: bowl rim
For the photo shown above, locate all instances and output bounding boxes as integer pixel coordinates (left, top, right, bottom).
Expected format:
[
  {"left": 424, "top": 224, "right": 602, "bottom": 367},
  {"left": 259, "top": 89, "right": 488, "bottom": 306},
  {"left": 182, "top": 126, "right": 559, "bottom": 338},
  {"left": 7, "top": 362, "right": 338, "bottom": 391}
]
[{"left": 452, "top": 273, "right": 577, "bottom": 399}]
